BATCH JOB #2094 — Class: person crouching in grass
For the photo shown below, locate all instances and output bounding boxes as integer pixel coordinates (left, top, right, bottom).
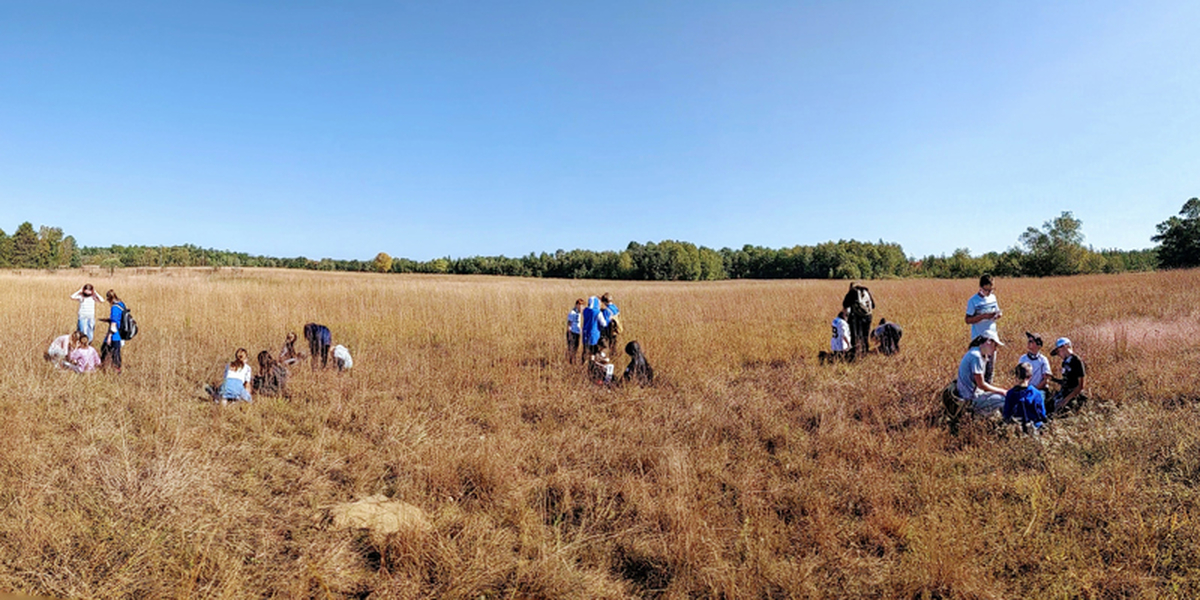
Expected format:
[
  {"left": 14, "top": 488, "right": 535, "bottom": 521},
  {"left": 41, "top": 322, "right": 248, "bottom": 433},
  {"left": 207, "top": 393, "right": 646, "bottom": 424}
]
[
  {"left": 207, "top": 348, "right": 253, "bottom": 404},
  {"left": 956, "top": 331, "right": 1007, "bottom": 416},
  {"left": 1003, "top": 362, "right": 1047, "bottom": 433},
  {"left": 1049, "top": 337, "right": 1086, "bottom": 415}
]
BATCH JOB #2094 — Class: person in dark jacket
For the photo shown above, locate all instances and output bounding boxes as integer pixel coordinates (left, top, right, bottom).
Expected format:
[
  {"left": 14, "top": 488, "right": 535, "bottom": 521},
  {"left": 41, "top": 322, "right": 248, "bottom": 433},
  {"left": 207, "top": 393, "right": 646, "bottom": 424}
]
[
  {"left": 303, "top": 323, "right": 332, "bottom": 370},
  {"left": 841, "top": 283, "right": 874, "bottom": 355},
  {"left": 252, "top": 350, "right": 290, "bottom": 398},
  {"left": 622, "top": 340, "right": 654, "bottom": 386}
]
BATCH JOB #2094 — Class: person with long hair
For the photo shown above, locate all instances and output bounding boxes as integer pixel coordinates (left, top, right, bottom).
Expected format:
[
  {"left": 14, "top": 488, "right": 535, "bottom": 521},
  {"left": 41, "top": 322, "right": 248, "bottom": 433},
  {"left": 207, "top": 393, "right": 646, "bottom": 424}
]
[
  {"left": 99, "top": 289, "right": 127, "bottom": 372},
  {"left": 209, "top": 348, "right": 253, "bottom": 403},
  {"left": 252, "top": 350, "right": 289, "bottom": 398},
  {"left": 622, "top": 340, "right": 654, "bottom": 386},
  {"left": 71, "top": 283, "right": 104, "bottom": 343},
  {"left": 278, "top": 332, "right": 305, "bottom": 366}
]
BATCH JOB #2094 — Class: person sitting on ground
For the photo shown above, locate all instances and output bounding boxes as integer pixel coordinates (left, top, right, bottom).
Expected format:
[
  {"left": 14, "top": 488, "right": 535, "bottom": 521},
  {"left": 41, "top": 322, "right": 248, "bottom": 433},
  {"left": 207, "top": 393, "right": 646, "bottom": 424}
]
[
  {"left": 1048, "top": 337, "right": 1086, "bottom": 415},
  {"left": 956, "top": 331, "right": 1008, "bottom": 415},
  {"left": 252, "top": 350, "right": 289, "bottom": 398},
  {"left": 566, "top": 298, "right": 584, "bottom": 364},
  {"left": 333, "top": 344, "right": 353, "bottom": 372},
  {"left": 871, "top": 318, "right": 904, "bottom": 356},
  {"left": 45, "top": 332, "right": 79, "bottom": 367},
  {"left": 303, "top": 323, "right": 333, "bottom": 370},
  {"left": 207, "top": 348, "right": 253, "bottom": 404},
  {"left": 1018, "top": 332, "right": 1052, "bottom": 392},
  {"left": 1003, "top": 362, "right": 1047, "bottom": 432},
  {"left": 589, "top": 338, "right": 614, "bottom": 385},
  {"left": 820, "top": 309, "right": 854, "bottom": 364},
  {"left": 66, "top": 334, "right": 101, "bottom": 373},
  {"left": 278, "top": 332, "right": 306, "bottom": 366},
  {"left": 622, "top": 340, "right": 654, "bottom": 386}
]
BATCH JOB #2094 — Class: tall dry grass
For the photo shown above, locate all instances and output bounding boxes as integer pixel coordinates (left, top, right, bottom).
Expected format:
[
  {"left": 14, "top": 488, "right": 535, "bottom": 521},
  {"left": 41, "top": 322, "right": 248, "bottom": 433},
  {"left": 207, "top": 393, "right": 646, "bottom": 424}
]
[{"left": 1, "top": 268, "right": 1199, "bottom": 599}]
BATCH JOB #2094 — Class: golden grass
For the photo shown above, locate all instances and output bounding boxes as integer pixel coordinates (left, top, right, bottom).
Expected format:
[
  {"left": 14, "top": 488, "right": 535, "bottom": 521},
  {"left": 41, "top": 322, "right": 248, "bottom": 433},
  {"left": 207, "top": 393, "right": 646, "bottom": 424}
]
[{"left": 1, "top": 268, "right": 1199, "bottom": 599}]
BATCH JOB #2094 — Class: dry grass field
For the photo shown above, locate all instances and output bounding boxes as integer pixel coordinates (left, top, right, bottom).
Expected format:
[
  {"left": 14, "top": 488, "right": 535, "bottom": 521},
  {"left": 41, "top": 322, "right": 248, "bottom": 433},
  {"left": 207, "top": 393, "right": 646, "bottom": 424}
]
[{"left": 1, "top": 267, "right": 1199, "bottom": 599}]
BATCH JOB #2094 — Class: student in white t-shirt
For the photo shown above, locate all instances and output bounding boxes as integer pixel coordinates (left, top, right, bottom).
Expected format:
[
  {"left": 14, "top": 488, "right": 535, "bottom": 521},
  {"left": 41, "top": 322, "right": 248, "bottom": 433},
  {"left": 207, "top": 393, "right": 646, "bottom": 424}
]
[
  {"left": 820, "top": 309, "right": 854, "bottom": 364},
  {"left": 333, "top": 344, "right": 353, "bottom": 371},
  {"left": 965, "top": 274, "right": 1002, "bottom": 382},
  {"left": 209, "top": 348, "right": 253, "bottom": 403},
  {"left": 71, "top": 283, "right": 104, "bottom": 343},
  {"left": 1017, "top": 332, "right": 1052, "bottom": 392}
]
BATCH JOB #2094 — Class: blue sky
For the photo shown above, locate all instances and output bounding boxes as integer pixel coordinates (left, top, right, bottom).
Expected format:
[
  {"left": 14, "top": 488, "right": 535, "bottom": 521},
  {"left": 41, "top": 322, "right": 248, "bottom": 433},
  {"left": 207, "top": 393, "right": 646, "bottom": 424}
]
[{"left": 2, "top": 1, "right": 1197, "bottom": 261}]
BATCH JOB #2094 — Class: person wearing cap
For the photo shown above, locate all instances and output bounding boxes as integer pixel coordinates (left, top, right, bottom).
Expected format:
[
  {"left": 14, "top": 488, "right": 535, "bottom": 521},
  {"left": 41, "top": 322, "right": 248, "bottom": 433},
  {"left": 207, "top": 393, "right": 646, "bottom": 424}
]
[
  {"left": 1018, "top": 332, "right": 1052, "bottom": 392},
  {"left": 965, "top": 274, "right": 1002, "bottom": 383},
  {"left": 956, "top": 331, "right": 1008, "bottom": 415},
  {"left": 1048, "top": 337, "right": 1086, "bottom": 414}
]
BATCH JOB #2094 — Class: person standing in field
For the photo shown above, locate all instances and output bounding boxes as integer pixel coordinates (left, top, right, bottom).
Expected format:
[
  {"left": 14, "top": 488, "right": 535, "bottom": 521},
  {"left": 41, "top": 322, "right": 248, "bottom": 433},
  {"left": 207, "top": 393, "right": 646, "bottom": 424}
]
[
  {"left": 1003, "top": 362, "right": 1047, "bottom": 432},
  {"left": 566, "top": 298, "right": 584, "bottom": 363},
  {"left": 1018, "top": 332, "right": 1052, "bottom": 392},
  {"left": 965, "top": 274, "right": 1002, "bottom": 383},
  {"left": 581, "top": 296, "right": 603, "bottom": 361},
  {"left": 956, "top": 331, "right": 1007, "bottom": 415},
  {"left": 303, "top": 323, "right": 332, "bottom": 370},
  {"left": 99, "top": 289, "right": 127, "bottom": 372},
  {"left": 71, "top": 283, "right": 104, "bottom": 344},
  {"left": 842, "top": 283, "right": 874, "bottom": 355},
  {"left": 600, "top": 293, "right": 622, "bottom": 356},
  {"left": 1048, "top": 337, "right": 1086, "bottom": 415},
  {"left": 871, "top": 318, "right": 904, "bottom": 356}
]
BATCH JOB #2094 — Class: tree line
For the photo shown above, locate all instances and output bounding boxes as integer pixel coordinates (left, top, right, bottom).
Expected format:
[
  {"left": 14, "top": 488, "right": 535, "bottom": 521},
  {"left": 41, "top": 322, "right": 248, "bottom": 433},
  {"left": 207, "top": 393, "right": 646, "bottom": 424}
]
[{"left": 3, "top": 199, "right": 1196, "bottom": 279}]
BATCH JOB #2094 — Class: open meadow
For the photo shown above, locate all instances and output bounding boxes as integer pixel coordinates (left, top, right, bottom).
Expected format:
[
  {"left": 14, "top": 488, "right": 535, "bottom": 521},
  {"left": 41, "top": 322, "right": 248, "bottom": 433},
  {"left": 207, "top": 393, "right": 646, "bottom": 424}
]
[{"left": 1, "top": 268, "right": 1200, "bottom": 599}]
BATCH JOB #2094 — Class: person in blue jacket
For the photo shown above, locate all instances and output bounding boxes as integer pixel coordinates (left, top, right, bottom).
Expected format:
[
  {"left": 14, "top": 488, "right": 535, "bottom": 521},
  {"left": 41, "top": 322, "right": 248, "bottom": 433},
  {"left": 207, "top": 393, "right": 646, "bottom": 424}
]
[
  {"left": 100, "top": 289, "right": 127, "bottom": 372},
  {"left": 1003, "top": 362, "right": 1047, "bottom": 433},
  {"left": 581, "top": 296, "right": 603, "bottom": 361}
]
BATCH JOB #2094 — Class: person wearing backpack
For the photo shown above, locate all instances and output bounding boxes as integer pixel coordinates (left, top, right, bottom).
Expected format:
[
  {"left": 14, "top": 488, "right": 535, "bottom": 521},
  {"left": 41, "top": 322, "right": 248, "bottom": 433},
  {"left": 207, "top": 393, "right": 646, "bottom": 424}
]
[
  {"left": 600, "top": 293, "right": 622, "bottom": 356},
  {"left": 100, "top": 289, "right": 128, "bottom": 372},
  {"left": 841, "top": 283, "right": 874, "bottom": 355}
]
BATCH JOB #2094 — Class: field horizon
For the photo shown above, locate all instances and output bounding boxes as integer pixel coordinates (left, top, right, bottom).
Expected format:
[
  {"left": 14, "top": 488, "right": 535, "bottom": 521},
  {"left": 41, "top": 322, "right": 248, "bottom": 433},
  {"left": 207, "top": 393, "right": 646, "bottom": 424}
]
[{"left": 2, "top": 267, "right": 1199, "bottom": 599}]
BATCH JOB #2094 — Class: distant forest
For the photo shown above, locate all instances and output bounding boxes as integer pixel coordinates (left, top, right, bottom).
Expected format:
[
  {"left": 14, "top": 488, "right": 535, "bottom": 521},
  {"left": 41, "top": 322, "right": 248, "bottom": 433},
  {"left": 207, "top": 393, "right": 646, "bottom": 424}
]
[{"left": 3, "top": 202, "right": 1198, "bottom": 280}]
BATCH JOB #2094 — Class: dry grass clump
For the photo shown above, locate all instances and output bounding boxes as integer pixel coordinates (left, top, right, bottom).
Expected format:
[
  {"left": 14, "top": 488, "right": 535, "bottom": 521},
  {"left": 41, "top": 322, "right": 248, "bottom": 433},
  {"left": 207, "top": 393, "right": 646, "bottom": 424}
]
[{"left": 1, "top": 268, "right": 1199, "bottom": 598}]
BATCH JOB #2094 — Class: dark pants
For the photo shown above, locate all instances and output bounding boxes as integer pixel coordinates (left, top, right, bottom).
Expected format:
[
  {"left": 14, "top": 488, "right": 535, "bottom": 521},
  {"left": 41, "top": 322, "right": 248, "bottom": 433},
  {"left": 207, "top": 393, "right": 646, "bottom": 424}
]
[
  {"left": 849, "top": 313, "right": 872, "bottom": 354},
  {"left": 566, "top": 331, "right": 581, "bottom": 363},
  {"left": 101, "top": 339, "right": 122, "bottom": 371},
  {"left": 309, "top": 339, "right": 330, "bottom": 369}
]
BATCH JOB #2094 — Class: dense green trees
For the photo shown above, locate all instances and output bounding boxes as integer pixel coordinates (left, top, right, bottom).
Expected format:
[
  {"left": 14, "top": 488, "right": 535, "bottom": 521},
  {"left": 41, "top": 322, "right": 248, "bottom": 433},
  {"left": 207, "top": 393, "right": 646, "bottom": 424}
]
[
  {"left": 1152, "top": 198, "right": 1200, "bottom": 269},
  {"left": 0, "top": 204, "right": 1185, "bottom": 279}
]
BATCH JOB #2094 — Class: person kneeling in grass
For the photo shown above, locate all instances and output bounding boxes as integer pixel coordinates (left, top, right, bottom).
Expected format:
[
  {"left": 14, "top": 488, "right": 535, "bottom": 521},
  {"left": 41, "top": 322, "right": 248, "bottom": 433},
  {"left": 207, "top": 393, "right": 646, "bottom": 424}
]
[
  {"left": 207, "top": 348, "right": 253, "bottom": 404},
  {"left": 1048, "top": 337, "right": 1086, "bottom": 415},
  {"left": 67, "top": 334, "right": 101, "bottom": 373},
  {"left": 1003, "top": 362, "right": 1047, "bottom": 433},
  {"left": 956, "top": 331, "right": 1007, "bottom": 416},
  {"left": 252, "top": 350, "right": 289, "bottom": 398}
]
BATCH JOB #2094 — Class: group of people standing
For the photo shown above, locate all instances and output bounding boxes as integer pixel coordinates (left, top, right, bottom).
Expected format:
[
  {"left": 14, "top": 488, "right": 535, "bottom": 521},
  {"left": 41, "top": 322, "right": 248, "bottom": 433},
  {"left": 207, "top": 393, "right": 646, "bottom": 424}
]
[
  {"left": 824, "top": 282, "right": 903, "bottom": 363},
  {"left": 955, "top": 274, "right": 1088, "bottom": 432},
  {"left": 207, "top": 323, "right": 354, "bottom": 404},
  {"left": 44, "top": 283, "right": 129, "bottom": 373},
  {"left": 565, "top": 294, "right": 653, "bottom": 386}
]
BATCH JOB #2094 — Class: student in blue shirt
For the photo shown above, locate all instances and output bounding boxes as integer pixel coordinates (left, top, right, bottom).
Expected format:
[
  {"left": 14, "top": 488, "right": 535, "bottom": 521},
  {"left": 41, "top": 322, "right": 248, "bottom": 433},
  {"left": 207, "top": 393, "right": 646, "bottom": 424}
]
[
  {"left": 100, "top": 289, "right": 127, "bottom": 372},
  {"left": 1003, "top": 362, "right": 1047, "bottom": 432}
]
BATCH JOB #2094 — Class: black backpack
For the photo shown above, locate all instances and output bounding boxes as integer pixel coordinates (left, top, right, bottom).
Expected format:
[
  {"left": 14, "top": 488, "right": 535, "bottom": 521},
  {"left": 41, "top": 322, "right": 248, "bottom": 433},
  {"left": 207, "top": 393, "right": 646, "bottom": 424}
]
[{"left": 119, "top": 303, "right": 138, "bottom": 340}]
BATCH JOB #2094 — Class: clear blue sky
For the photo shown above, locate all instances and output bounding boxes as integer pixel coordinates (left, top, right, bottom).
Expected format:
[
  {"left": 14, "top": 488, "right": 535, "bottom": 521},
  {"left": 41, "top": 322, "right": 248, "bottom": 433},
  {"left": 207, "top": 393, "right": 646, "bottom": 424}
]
[{"left": 2, "top": 1, "right": 1197, "bottom": 261}]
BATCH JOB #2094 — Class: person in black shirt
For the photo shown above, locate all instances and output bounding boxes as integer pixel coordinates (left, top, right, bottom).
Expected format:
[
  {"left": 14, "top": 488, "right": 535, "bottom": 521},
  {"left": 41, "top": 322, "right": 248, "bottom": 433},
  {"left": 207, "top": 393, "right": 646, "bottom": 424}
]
[{"left": 1049, "top": 337, "right": 1086, "bottom": 415}]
